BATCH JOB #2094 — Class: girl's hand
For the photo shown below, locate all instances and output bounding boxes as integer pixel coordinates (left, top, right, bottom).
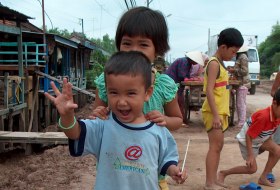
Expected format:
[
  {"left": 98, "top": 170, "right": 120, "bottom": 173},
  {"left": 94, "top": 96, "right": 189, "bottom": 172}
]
[
  {"left": 167, "top": 165, "right": 188, "bottom": 184},
  {"left": 145, "top": 110, "right": 167, "bottom": 126},
  {"left": 89, "top": 106, "right": 110, "bottom": 120},
  {"left": 212, "top": 115, "right": 222, "bottom": 129},
  {"left": 44, "top": 78, "right": 78, "bottom": 116}
]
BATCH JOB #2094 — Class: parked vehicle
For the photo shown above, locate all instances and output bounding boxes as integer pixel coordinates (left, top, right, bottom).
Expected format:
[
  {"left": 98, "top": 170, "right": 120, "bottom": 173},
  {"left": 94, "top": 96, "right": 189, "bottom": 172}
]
[{"left": 208, "top": 34, "right": 260, "bottom": 95}]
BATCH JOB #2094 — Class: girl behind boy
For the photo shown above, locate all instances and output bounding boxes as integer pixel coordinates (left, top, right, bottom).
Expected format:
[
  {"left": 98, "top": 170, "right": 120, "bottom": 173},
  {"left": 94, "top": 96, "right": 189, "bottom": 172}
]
[{"left": 91, "top": 6, "right": 183, "bottom": 190}]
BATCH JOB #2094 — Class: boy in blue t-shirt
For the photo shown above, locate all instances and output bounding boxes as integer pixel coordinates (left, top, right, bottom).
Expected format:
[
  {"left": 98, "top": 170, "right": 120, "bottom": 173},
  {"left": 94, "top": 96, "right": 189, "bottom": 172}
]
[{"left": 45, "top": 51, "right": 187, "bottom": 190}]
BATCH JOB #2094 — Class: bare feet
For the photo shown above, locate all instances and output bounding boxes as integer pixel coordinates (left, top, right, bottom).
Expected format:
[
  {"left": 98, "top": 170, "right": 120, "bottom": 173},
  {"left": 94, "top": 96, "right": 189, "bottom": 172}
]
[
  {"left": 216, "top": 181, "right": 228, "bottom": 188},
  {"left": 258, "top": 177, "right": 275, "bottom": 187},
  {"left": 203, "top": 185, "right": 225, "bottom": 190},
  {"left": 217, "top": 171, "right": 226, "bottom": 184},
  {"left": 182, "top": 123, "right": 189, "bottom": 128}
]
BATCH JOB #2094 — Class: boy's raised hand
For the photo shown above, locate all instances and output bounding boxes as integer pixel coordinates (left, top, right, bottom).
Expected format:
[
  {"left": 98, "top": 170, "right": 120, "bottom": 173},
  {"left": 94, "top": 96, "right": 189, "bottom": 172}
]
[{"left": 44, "top": 78, "right": 78, "bottom": 116}]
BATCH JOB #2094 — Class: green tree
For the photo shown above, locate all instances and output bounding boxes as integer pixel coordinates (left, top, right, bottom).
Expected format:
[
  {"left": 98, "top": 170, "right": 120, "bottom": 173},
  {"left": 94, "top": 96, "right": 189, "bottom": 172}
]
[
  {"left": 90, "top": 34, "right": 116, "bottom": 55},
  {"left": 259, "top": 21, "right": 280, "bottom": 77},
  {"left": 47, "top": 27, "right": 72, "bottom": 38},
  {"left": 86, "top": 52, "right": 105, "bottom": 89}
]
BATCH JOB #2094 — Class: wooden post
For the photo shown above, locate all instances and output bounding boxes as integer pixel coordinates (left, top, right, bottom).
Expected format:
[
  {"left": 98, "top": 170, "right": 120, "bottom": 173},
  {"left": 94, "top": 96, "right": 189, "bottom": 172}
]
[
  {"left": 17, "top": 21, "right": 24, "bottom": 106},
  {"left": 8, "top": 112, "right": 13, "bottom": 148},
  {"left": 4, "top": 72, "right": 8, "bottom": 109},
  {"left": 45, "top": 97, "right": 50, "bottom": 127},
  {"left": 28, "top": 75, "right": 39, "bottom": 132},
  {"left": 0, "top": 116, "right": 4, "bottom": 151}
]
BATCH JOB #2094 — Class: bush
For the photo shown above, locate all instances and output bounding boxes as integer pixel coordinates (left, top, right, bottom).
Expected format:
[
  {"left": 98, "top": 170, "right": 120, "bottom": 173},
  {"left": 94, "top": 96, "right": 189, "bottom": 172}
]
[{"left": 86, "top": 63, "right": 104, "bottom": 89}]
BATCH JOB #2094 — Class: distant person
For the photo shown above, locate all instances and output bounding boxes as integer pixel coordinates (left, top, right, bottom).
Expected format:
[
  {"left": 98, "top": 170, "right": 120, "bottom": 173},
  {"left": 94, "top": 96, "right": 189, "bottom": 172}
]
[
  {"left": 44, "top": 51, "right": 188, "bottom": 190},
  {"left": 218, "top": 88, "right": 280, "bottom": 188},
  {"left": 165, "top": 51, "right": 204, "bottom": 121},
  {"left": 201, "top": 28, "right": 244, "bottom": 189},
  {"left": 202, "top": 53, "right": 209, "bottom": 68},
  {"left": 228, "top": 46, "right": 250, "bottom": 128}
]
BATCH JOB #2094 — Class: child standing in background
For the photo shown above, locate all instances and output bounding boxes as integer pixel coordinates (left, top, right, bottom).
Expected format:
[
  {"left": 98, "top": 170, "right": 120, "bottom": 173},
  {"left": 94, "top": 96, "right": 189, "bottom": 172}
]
[
  {"left": 45, "top": 51, "right": 187, "bottom": 190},
  {"left": 201, "top": 28, "right": 244, "bottom": 190},
  {"left": 91, "top": 6, "right": 183, "bottom": 190},
  {"left": 228, "top": 46, "right": 250, "bottom": 128}
]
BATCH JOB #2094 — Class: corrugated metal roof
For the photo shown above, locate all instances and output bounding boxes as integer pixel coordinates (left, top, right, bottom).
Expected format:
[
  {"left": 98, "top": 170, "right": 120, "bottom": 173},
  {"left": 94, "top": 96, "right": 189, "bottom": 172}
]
[{"left": 0, "top": 4, "right": 33, "bottom": 22}]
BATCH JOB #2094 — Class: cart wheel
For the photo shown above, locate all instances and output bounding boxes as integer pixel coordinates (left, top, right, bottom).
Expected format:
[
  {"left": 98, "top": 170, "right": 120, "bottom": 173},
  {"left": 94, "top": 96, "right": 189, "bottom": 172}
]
[
  {"left": 184, "top": 89, "right": 191, "bottom": 122},
  {"left": 229, "top": 90, "right": 235, "bottom": 126}
]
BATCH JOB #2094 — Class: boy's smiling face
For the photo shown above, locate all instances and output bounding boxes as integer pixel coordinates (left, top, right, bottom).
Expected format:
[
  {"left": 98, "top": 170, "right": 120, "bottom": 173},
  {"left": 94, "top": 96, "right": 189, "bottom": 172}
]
[{"left": 106, "top": 74, "right": 153, "bottom": 124}]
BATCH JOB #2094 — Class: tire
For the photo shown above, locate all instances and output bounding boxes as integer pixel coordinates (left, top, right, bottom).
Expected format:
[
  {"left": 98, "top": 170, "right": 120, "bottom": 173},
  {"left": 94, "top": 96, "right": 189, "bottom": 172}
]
[{"left": 249, "top": 84, "right": 256, "bottom": 95}]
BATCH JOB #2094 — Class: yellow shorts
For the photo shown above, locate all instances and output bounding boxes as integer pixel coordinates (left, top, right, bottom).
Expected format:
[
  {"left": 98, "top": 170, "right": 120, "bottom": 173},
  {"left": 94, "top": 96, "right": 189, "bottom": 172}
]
[{"left": 202, "top": 112, "right": 228, "bottom": 132}]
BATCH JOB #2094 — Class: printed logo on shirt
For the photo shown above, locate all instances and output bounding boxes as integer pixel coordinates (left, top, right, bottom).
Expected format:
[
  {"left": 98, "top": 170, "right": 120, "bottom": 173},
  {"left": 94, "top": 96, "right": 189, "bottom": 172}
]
[
  {"left": 125, "top": 145, "right": 142, "bottom": 160},
  {"left": 113, "top": 158, "right": 150, "bottom": 176}
]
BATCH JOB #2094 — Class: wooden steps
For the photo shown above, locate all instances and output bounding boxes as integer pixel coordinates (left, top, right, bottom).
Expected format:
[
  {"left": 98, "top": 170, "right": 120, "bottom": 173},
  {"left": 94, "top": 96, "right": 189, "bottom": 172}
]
[{"left": 0, "top": 131, "right": 68, "bottom": 144}]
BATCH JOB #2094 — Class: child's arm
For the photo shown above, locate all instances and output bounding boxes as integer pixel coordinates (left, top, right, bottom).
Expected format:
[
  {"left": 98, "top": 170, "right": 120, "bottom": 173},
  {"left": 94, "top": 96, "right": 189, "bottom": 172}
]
[
  {"left": 44, "top": 78, "right": 81, "bottom": 140},
  {"left": 205, "top": 61, "right": 222, "bottom": 128},
  {"left": 89, "top": 88, "right": 109, "bottom": 119},
  {"left": 92, "top": 88, "right": 108, "bottom": 109},
  {"left": 145, "top": 96, "right": 183, "bottom": 130},
  {"left": 91, "top": 106, "right": 110, "bottom": 120},
  {"left": 166, "top": 165, "right": 188, "bottom": 184},
  {"left": 245, "top": 133, "right": 256, "bottom": 168}
]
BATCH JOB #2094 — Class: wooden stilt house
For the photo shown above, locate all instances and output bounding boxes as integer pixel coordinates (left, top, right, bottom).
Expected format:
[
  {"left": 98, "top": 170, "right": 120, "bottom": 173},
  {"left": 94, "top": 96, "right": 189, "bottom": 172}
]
[{"left": 0, "top": 5, "right": 95, "bottom": 152}]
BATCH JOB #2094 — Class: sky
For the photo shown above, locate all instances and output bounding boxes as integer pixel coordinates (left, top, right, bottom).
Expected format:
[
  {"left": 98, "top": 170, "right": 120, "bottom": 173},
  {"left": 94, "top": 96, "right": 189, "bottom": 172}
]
[{"left": 2, "top": 0, "right": 279, "bottom": 62}]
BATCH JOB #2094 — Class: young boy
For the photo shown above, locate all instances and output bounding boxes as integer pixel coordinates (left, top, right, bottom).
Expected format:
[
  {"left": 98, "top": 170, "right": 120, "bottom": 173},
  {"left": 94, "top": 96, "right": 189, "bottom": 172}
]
[
  {"left": 201, "top": 28, "right": 244, "bottom": 190},
  {"left": 44, "top": 51, "right": 187, "bottom": 190},
  {"left": 218, "top": 88, "right": 280, "bottom": 187}
]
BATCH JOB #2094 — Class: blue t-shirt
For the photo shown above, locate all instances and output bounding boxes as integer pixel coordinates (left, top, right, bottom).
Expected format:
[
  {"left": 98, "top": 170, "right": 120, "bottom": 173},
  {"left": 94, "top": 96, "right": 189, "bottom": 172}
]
[{"left": 69, "top": 112, "right": 178, "bottom": 190}]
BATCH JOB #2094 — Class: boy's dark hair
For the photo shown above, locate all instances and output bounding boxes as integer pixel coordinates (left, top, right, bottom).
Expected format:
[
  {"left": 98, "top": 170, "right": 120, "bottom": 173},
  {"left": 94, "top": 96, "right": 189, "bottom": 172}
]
[
  {"left": 273, "top": 88, "right": 280, "bottom": 106},
  {"left": 104, "top": 51, "right": 152, "bottom": 89},
  {"left": 217, "top": 28, "right": 244, "bottom": 48},
  {"left": 115, "top": 6, "right": 170, "bottom": 56}
]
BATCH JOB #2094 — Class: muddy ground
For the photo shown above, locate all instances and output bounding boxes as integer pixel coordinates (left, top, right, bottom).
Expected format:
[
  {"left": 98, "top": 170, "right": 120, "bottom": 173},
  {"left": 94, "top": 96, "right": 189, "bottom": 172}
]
[{"left": 0, "top": 80, "right": 279, "bottom": 190}]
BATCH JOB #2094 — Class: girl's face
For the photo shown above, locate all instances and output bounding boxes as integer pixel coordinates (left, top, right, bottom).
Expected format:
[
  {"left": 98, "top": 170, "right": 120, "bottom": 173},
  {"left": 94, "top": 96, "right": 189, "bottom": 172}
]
[{"left": 120, "top": 35, "right": 156, "bottom": 62}]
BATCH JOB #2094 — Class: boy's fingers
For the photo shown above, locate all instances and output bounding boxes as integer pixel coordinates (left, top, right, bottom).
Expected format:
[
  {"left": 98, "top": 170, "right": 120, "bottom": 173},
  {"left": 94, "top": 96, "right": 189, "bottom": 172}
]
[
  {"left": 69, "top": 103, "right": 78, "bottom": 109},
  {"left": 50, "top": 81, "right": 61, "bottom": 96},
  {"left": 44, "top": 92, "right": 55, "bottom": 103}
]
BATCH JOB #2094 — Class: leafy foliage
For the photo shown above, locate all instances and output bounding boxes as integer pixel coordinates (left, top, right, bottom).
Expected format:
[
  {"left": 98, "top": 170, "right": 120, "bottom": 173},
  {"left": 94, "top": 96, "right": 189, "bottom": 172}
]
[
  {"left": 259, "top": 21, "right": 280, "bottom": 77},
  {"left": 47, "top": 27, "right": 72, "bottom": 38},
  {"left": 86, "top": 50, "right": 108, "bottom": 89},
  {"left": 90, "top": 34, "right": 117, "bottom": 55}
]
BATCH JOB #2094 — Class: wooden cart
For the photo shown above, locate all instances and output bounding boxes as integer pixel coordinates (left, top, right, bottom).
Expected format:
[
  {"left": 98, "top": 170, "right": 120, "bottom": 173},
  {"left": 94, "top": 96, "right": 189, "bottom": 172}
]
[{"left": 181, "top": 80, "right": 240, "bottom": 126}]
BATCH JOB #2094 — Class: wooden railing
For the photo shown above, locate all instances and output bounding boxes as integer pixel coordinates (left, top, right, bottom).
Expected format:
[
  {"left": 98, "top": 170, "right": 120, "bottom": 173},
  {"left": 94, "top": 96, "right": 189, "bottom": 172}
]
[{"left": 0, "top": 42, "right": 47, "bottom": 66}]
